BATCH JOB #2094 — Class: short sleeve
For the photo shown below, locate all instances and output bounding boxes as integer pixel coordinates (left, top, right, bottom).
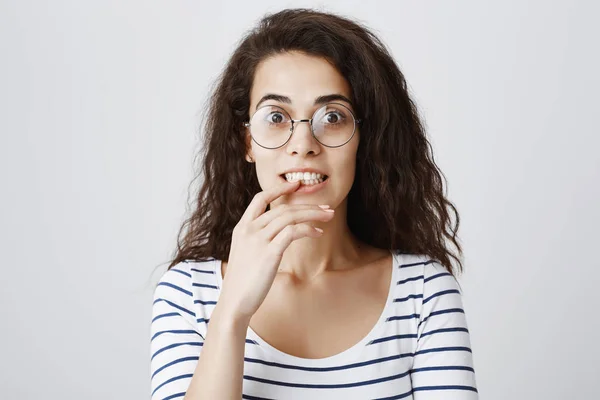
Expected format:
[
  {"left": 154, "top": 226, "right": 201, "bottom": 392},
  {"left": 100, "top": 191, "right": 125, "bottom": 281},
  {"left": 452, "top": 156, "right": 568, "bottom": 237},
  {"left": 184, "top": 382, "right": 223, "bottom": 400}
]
[
  {"left": 410, "top": 260, "right": 479, "bottom": 399},
  {"left": 150, "top": 264, "right": 204, "bottom": 400}
]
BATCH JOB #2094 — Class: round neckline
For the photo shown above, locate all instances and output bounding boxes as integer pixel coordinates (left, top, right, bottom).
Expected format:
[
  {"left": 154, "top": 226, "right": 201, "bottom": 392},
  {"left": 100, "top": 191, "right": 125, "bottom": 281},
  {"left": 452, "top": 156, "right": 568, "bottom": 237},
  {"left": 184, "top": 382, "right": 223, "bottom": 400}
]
[{"left": 214, "top": 249, "right": 398, "bottom": 366}]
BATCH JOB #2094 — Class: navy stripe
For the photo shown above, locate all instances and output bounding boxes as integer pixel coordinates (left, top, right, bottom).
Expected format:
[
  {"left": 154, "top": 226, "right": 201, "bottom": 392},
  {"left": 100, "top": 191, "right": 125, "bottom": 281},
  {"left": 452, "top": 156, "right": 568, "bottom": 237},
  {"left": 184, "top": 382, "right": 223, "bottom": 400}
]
[
  {"left": 170, "top": 268, "right": 191, "bottom": 278},
  {"left": 413, "top": 385, "right": 478, "bottom": 393},
  {"left": 243, "top": 353, "right": 413, "bottom": 372},
  {"left": 157, "top": 282, "right": 192, "bottom": 297},
  {"left": 151, "top": 356, "right": 199, "bottom": 379},
  {"left": 418, "top": 308, "right": 464, "bottom": 327},
  {"left": 424, "top": 271, "right": 451, "bottom": 283},
  {"left": 421, "top": 327, "right": 469, "bottom": 338},
  {"left": 153, "top": 298, "right": 195, "bottom": 317},
  {"left": 397, "top": 275, "right": 424, "bottom": 285},
  {"left": 394, "top": 293, "right": 423, "bottom": 303},
  {"left": 369, "top": 333, "right": 418, "bottom": 344},
  {"left": 399, "top": 259, "right": 435, "bottom": 268},
  {"left": 192, "top": 282, "right": 219, "bottom": 290},
  {"left": 423, "top": 289, "right": 460, "bottom": 304},
  {"left": 411, "top": 365, "right": 475, "bottom": 374},
  {"left": 152, "top": 373, "right": 193, "bottom": 396},
  {"left": 151, "top": 341, "right": 203, "bottom": 361},
  {"left": 196, "top": 318, "right": 210, "bottom": 324},
  {"left": 151, "top": 329, "right": 200, "bottom": 342},
  {"left": 243, "top": 370, "right": 410, "bottom": 389},
  {"left": 191, "top": 268, "right": 215, "bottom": 274},
  {"left": 387, "top": 313, "right": 420, "bottom": 322},
  {"left": 415, "top": 346, "right": 472, "bottom": 356},
  {"left": 152, "top": 312, "right": 179, "bottom": 323},
  {"left": 193, "top": 299, "right": 217, "bottom": 305}
]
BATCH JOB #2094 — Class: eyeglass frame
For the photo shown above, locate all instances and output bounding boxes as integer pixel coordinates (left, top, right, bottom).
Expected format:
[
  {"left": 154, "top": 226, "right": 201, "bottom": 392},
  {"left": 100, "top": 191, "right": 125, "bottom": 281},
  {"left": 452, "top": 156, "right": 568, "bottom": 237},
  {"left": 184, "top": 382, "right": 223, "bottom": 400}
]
[{"left": 242, "top": 102, "right": 363, "bottom": 149}]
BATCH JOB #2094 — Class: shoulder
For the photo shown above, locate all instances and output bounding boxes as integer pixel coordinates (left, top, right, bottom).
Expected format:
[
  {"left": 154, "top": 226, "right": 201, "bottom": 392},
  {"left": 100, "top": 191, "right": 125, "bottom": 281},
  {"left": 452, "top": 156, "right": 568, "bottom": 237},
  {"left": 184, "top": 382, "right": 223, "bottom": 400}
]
[
  {"left": 154, "top": 257, "right": 218, "bottom": 294},
  {"left": 152, "top": 258, "right": 219, "bottom": 333},
  {"left": 394, "top": 250, "right": 456, "bottom": 282},
  {"left": 152, "top": 262, "right": 196, "bottom": 321},
  {"left": 393, "top": 251, "right": 461, "bottom": 302},
  {"left": 154, "top": 261, "right": 195, "bottom": 300},
  {"left": 395, "top": 252, "right": 467, "bottom": 326}
]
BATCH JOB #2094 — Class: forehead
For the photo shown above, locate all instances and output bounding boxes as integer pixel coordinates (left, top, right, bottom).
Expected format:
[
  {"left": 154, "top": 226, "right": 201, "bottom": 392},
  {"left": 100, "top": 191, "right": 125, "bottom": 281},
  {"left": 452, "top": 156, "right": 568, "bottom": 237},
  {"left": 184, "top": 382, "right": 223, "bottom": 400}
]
[{"left": 250, "top": 51, "right": 351, "bottom": 111}]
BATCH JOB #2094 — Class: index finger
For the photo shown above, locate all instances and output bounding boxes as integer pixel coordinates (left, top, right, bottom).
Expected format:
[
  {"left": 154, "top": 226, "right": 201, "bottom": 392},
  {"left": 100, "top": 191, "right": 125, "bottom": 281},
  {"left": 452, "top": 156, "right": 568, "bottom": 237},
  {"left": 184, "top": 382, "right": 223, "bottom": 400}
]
[{"left": 240, "top": 179, "right": 301, "bottom": 223}]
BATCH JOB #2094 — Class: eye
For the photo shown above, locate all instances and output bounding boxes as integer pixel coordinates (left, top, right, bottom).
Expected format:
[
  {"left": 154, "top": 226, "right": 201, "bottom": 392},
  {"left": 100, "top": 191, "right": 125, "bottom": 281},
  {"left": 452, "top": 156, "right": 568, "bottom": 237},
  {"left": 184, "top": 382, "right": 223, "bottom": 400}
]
[
  {"left": 322, "top": 111, "right": 345, "bottom": 124},
  {"left": 266, "top": 112, "right": 287, "bottom": 124}
]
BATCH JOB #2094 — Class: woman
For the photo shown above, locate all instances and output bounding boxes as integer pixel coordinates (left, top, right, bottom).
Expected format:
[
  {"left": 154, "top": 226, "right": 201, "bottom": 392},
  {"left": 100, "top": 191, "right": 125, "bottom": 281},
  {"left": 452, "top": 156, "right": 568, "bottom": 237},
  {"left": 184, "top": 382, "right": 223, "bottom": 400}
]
[{"left": 151, "top": 8, "right": 478, "bottom": 400}]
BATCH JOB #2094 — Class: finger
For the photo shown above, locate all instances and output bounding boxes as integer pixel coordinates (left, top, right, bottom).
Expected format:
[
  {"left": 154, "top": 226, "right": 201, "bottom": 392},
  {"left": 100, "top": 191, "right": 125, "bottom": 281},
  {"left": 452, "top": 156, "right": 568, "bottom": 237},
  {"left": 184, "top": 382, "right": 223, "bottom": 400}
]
[
  {"left": 253, "top": 203, "right": 330, "bottom": 229},
  {"left": 269, "top": 223, "right": 322, "bottom": 257},
  {"left": 239, "top": 180, "right": 301, "bottom": 225},
  {"left": 261, "top": 208, "right": 334, "bottom": 241}
]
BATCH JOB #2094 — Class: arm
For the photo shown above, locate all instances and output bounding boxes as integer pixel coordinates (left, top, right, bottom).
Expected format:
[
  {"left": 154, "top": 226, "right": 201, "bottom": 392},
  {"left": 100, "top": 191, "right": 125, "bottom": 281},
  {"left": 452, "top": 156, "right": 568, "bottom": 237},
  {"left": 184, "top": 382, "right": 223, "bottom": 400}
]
[
  {"left": 150, "top": 266, "right": 250, "bottom": 400},
  {"left": 183, "top": 301, "right": 249, "bottom": 400},
  {"left": 410, "top": 261, "right": 479, "bottom": 399}
]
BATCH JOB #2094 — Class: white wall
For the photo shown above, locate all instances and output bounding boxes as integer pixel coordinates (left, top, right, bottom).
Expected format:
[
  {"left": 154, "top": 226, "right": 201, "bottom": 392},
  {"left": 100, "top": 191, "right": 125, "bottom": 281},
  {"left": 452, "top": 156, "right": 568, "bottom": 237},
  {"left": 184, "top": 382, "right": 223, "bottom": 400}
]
[{"left": 1, "top": 0, "right": 597, "bottom": 398}]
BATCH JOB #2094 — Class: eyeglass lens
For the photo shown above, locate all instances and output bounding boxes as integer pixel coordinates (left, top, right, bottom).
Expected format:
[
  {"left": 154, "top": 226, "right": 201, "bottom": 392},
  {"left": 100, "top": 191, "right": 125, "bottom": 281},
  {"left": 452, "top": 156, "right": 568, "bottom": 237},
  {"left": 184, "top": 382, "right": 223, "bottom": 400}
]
[{"left": 247, "top": 103, "right": 357, "bottom": 148}]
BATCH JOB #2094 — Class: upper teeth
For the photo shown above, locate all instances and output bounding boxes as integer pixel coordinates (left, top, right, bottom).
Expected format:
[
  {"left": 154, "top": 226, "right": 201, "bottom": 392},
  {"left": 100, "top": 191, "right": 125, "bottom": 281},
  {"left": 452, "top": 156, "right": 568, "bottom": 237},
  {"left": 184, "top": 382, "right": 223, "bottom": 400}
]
[{"left": 284, "top": 172, "right": 325, "bottom": 183}]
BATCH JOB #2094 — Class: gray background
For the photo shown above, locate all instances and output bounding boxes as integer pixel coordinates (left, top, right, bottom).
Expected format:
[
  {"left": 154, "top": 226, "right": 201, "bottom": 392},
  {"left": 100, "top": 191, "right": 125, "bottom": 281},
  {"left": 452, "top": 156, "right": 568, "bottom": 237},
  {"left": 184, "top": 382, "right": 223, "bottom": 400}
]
[{"left": 1, "top": 0, "right": 598, "bottom": 398}]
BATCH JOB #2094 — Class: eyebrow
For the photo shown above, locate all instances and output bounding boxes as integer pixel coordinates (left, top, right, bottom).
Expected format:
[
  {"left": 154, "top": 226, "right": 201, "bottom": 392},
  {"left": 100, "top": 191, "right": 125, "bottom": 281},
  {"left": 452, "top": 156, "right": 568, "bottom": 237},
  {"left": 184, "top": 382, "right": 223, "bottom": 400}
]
[{"left": 255, "top": 93, "right": 354, "bottom": 111}]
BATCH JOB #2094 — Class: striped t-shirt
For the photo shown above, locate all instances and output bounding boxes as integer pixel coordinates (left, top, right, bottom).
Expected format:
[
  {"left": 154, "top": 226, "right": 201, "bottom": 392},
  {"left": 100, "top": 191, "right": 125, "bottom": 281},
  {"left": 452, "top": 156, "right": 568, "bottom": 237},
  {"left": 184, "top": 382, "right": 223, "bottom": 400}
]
[{"left": 150, "top": 250, "right": 479, "bottom": 399}]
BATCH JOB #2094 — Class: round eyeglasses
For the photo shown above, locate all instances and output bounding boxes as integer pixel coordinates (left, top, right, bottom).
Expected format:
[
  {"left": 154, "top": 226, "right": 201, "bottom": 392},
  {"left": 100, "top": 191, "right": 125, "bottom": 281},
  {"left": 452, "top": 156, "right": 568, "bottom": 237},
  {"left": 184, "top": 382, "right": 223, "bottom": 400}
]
[{"left": 243, "top": 102, "right": 362, "bottom": 149}]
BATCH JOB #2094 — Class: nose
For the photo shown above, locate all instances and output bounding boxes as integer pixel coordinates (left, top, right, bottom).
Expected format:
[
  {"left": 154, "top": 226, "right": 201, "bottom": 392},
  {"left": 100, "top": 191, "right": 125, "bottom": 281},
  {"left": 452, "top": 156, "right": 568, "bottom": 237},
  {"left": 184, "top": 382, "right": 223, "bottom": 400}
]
[{"left": 286, "top": 119, "right": 321, "bottom": 156}]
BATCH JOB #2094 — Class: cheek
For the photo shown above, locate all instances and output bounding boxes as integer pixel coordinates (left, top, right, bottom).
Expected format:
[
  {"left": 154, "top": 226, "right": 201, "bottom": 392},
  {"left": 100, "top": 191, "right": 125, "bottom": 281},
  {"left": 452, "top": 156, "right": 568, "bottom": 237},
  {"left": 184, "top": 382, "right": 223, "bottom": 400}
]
[
  {"left": 255, "top": 167, "right": 272, "bottom": 187},
  {"left": 334, "top": 153, "right": 358, "bottom": 189},
  {"left": 253, "top": 157, "right": 280, "bottom": 188}
]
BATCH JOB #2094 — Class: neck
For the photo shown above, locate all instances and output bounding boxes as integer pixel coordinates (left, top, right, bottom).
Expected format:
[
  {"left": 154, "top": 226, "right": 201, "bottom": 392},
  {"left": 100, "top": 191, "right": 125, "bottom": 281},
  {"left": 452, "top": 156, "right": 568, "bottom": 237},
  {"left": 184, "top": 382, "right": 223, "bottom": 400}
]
[{"left": 277, "top": 200, "right": 364, "bottom": 282}]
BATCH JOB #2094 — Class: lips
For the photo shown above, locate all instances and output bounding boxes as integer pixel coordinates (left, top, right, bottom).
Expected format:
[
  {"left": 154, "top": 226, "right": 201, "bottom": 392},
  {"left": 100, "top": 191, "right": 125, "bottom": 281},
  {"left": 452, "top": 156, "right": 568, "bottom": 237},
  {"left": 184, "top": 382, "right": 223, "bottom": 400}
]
[
  {"left": 278, "top": 167, "right": 328, "bottom": 176},
  {"left": 279, "top": 173, "right": 329, "bottom": 181},
  {"left": 281, "top": 174, "right": 330, "bottom": 194}
]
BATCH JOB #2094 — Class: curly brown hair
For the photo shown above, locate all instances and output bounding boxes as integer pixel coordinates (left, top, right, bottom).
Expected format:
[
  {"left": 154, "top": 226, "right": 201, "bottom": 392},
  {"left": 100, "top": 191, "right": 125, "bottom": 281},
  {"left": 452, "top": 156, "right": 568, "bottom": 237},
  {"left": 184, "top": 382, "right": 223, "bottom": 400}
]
[{"left": 165, "top": 8, "right": 464, "bottom": 277}]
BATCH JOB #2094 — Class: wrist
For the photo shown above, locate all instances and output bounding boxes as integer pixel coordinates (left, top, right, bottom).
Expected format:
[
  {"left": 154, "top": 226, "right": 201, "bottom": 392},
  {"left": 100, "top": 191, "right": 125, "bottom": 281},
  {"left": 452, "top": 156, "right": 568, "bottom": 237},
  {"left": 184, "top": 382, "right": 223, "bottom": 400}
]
[{"left": 212, "top": 297, "right": 251, "bottom": 332}]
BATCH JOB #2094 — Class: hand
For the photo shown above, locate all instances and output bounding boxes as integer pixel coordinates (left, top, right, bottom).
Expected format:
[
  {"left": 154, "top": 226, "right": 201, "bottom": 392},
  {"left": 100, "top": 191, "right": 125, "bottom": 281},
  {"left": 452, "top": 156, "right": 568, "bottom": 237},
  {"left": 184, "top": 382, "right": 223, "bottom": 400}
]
[{"left": 217, "top": 179, "right": 335, "bottom": 323}]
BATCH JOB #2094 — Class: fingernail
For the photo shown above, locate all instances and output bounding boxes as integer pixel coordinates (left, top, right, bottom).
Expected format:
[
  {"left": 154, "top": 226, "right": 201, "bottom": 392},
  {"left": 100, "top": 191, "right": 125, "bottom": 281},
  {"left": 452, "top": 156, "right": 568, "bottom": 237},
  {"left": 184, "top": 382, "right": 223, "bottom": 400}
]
[
  {"left": 318, "top": 205, "right": 330, "bottom": 209},
  {"left": 314, "top": 227, "right": 323, "bottom": 233}
]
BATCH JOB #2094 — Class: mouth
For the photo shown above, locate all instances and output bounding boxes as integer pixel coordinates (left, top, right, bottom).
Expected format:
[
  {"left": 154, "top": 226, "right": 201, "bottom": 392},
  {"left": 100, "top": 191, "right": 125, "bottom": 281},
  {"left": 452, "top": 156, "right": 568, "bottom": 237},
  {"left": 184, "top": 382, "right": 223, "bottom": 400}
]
[
  {"left": 279, "top": 173, "right": 329, "bottom": 186},
  {"left": 279, "top": 173, "right": 330, "bottom": 194}
]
